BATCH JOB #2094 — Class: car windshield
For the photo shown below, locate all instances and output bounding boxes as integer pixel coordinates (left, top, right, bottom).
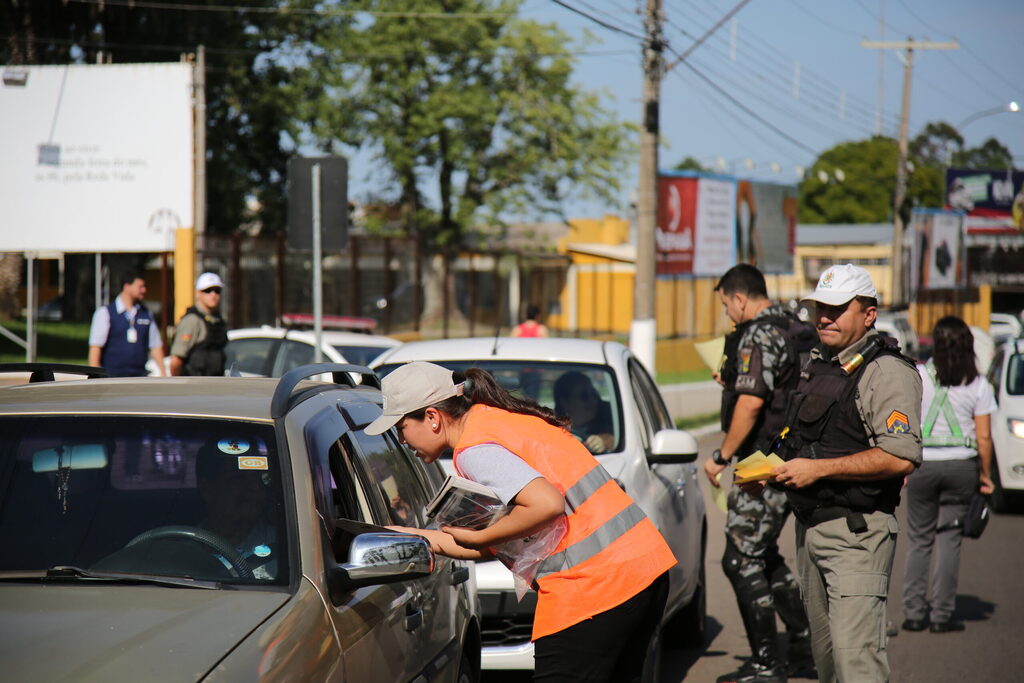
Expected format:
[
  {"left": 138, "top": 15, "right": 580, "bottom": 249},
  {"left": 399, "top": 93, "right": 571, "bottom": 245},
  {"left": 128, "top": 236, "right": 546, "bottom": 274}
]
[
  {"left": 0, "top": 417, "right": 289, "bottom": 586},
  {"left": 1008, "top": 353, "right": 1024, "bottom": 395},
  {"left": 377, "top": 360, "right": 624, "bottom": 455},
  {"left": 333, "top": 344, "right": 390, "bottom": 367}
]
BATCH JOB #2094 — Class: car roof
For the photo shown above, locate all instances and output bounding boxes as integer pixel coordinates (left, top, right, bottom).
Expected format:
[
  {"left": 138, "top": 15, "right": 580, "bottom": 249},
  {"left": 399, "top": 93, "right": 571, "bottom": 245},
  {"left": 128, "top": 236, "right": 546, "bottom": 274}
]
[
  {"left": 372, "top": 336, "right": 618, "bottom": 366},
  {"left": 0, "top": 376, "right": 349, "bottom": 421},
  {"left": 228, "top": 327, "right": 401, "bottom": 348}
]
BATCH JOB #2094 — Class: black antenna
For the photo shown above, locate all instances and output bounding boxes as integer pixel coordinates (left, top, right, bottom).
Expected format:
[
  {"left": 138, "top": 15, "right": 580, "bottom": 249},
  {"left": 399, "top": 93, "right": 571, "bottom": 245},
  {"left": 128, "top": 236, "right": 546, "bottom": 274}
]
[{"left": 491, "top": 253, "right": 503, "bottom": 356}]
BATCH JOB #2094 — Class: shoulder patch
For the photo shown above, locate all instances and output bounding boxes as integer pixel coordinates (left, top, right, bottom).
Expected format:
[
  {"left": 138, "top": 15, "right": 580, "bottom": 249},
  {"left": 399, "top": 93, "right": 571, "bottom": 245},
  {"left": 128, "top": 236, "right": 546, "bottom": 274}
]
[
  {"left": 886, "top": 410, "right": 910, "bottom": 434},
  {"left": 740, "top": 349, "right": 752, "bottom": 373}
]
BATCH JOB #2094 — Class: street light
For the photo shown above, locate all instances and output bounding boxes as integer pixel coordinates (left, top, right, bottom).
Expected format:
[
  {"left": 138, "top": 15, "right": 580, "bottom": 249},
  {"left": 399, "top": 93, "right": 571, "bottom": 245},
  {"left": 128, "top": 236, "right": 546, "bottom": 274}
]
[{"left": 957, "top": 101, "right": 1020, "bottom": 130}]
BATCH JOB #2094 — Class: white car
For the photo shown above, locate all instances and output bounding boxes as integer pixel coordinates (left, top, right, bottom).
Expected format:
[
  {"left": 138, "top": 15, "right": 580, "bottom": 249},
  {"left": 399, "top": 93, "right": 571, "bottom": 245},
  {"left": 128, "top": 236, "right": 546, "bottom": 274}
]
[
  {"left": 876, "top": 311, "right": 919, "bottom": 358},
  {"left": 986, "top": 338, "right": 1024, "bottom": 511},
  {"left": 990, "top": 312, "right": 1024, "bottom": 345},
  {"left": 225, "top": 325, "right": 401, "bottom": 376},
  {"left": 372, "top": 337, "right": 707, "bottom": 673}
]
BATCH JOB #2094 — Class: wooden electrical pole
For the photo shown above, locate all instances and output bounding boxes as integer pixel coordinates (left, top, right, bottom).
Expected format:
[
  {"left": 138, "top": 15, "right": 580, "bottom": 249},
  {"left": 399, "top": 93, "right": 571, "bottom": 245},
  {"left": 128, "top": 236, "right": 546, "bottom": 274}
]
[
  {"left": 861, "top": 38, "right": 958, "bottom": 306},
  {"left": 631, "top": 0, "right": 663, "bottom": 374}
]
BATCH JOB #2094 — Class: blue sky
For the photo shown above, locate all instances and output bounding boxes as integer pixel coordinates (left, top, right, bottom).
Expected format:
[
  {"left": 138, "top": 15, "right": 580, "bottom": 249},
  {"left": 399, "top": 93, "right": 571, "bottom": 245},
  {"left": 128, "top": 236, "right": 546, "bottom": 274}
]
[{"left": 516, "top": 0, "right": 1024, "bottom": 218}]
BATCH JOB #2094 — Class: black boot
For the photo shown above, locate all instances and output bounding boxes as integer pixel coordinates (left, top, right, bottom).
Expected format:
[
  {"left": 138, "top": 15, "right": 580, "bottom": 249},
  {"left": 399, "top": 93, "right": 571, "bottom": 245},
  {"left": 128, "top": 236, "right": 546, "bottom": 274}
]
[
  {"left": 785, "top": 631, "right": 817, "bottom": 678},
  {"left": 716, "top": 659, "right": 788, "bottom": 683},
  {"left": 721, "top": 601, "right": 787, "bottom": 683}
]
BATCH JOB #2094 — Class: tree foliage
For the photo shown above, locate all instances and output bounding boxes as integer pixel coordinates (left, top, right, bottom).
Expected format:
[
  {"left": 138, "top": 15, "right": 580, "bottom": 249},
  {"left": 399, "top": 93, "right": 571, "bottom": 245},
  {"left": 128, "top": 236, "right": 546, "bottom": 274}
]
[
  {"left": 289, "top": 0, "right": 635, "bottom": 246},
  {"left": 673, "top": 156, "right": 710, "bottom": 172},
  {"left": 799, "top": 122, "right": 1016, "bottom": 224}
]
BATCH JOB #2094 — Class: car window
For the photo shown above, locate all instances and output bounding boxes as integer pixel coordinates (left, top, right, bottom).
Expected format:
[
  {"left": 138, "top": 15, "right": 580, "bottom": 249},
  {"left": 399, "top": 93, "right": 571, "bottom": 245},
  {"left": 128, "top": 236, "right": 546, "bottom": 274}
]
[
  {"left": 0, "top": 417, "right": 289, "bottom": 585},
  {"left": 1008, "top": 354, "right": 1024, "bottom": 396},
  {"left": 225, "top": 337, "right": 279, "bottom": 375},
  {"left": 629, "top": 358, "right": 673, "bottom": 432},
  {"left": 988, "top": 348, "right": 1005, "bottom": 396},
  {"left": 348, "top": 430, "right": 430, "bottom": 527},
  {"left": 273, "top": 339, "right": 317, "bottom": 376},
  {"left": 332, "top": 344, "right": 389, "bottom": 367},
  {"left": 376, "top": 360, "right": 624, "bottom": 455}
]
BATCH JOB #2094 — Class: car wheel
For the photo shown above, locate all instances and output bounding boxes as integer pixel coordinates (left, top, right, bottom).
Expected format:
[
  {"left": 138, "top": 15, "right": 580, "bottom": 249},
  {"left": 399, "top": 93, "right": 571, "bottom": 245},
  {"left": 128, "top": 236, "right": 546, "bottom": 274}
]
[{"left": 990, "top": 464, "right": 1009, "bottom": 513}]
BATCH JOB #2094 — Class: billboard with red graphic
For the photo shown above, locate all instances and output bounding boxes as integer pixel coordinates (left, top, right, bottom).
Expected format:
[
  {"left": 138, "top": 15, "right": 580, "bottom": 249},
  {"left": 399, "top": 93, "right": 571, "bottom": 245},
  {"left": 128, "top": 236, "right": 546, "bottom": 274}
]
[{"left": 657, "top": 172, "right": 737, "bottom": 275}]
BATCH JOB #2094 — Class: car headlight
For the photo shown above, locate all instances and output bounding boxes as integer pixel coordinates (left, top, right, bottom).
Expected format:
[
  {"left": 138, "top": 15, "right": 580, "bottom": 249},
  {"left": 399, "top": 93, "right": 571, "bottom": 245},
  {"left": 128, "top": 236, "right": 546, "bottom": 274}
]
[{"left": 1009, "top": 419, "right": 1024, "bottom": 440}]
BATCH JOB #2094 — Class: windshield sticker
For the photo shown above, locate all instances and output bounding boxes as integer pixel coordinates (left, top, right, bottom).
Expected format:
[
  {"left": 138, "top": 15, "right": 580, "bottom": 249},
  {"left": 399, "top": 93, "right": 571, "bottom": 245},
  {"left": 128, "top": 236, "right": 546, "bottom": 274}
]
[
  {"left": 254, "top": 544, "right": 272, "bottom": 558},
  {"left": 218, "top": 438, "right": 250, "bottom": 455},
  {"left": 238, "top": 455, "right": 268, "bottom": 470}
]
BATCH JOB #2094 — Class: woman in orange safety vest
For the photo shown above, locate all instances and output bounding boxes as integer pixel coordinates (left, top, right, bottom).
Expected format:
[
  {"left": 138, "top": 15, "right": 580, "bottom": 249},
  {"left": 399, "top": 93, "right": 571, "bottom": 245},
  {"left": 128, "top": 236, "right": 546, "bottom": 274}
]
[{"left": 364, "top": 361, "right": 676, "bottom": 683}]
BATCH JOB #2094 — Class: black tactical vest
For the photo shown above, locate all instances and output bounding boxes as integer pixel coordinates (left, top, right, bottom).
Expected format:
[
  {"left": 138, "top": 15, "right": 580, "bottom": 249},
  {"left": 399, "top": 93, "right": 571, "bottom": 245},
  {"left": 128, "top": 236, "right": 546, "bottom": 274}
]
[
  {"left": 181, "top": 306, "right": 228, "bottom": 376},
  {"left": 720, "top": 312, "right": 818, "bottom": 455},
  {"left": 778, "top": 335, "right": 911, "bottom": 514}
]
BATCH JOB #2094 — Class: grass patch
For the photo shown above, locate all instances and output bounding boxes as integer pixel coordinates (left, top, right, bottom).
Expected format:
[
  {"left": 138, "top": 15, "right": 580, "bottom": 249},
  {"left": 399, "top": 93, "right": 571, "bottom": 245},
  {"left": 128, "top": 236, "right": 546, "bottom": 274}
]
[
  {"left": 657, "top": 368, "right": 714, "bottom": 385},
  {"left": 675, "top": 411, "right": 720, "bottom": 431},
  {"left": 0, "top": 320, "right": 91, "bottom": 364}
]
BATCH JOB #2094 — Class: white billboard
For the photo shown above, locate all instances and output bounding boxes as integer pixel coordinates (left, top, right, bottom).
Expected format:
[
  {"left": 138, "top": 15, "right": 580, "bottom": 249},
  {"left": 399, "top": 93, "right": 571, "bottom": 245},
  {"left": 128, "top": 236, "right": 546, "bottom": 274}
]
[{"left": 0, "top": 63, "right": 194, "bottom": 252}]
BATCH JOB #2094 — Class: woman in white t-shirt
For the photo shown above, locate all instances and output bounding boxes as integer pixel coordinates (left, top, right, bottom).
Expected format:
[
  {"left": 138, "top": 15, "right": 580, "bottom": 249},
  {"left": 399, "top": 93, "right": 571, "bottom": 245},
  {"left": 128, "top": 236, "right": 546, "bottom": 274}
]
[{"left": 901, "top": 316, "right": 995, "bottom": 634}]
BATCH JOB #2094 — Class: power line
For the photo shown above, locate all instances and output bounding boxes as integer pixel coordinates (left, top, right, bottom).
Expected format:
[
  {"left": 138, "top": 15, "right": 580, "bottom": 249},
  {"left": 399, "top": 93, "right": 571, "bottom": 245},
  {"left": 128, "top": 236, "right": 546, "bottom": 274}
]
[
  {"left": 785, "top": 0, "right": 862, "bottom": 39},
  {"left": 549, "top": 0, "right": 646, "bottom": 41}
]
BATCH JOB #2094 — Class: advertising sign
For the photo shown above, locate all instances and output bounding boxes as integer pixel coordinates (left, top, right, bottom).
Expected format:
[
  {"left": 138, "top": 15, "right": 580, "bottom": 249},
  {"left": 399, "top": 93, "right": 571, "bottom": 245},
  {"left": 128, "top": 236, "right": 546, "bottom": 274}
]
[
  {"left": 945, "top": 167, "right": 1024, "bottom": 234},
  {"left": 657, "top": 172, "right": 736, "bottom": 275},
  {"left": 0, "top": 63, "right": 194, "bottom": 252},
  {"left": 736, "top": 180, "right": 798, "bottom": 274},
  {"left": 910, "top": 209, "right": 965, "bottom": 291}
]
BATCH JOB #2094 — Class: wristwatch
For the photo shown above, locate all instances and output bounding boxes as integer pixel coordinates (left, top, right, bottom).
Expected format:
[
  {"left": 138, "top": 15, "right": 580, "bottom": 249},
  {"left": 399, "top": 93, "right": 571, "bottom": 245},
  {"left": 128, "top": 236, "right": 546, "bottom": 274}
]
[{"left": 712, "top": 449, "right": 729, "bottom": 466}]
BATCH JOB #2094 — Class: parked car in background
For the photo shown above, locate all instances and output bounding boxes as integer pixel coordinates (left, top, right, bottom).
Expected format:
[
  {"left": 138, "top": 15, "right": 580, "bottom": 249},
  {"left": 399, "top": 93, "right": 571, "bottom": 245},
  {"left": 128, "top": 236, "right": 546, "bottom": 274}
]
[
  {"left": 0, "top": 363, "right": 479, "bottom": 682},
  {"left": 875, "top": 310, "right": 920, "bottom": 359},
  {"left": 225, "top": 318, "right": 401, "bottom": 377},
  {"left": 372, "top": 337, "right": 707, "bottom": 675},
  {"left": 986, "top": 338, "right": 1024, "bottom": 512},
  {"left": 990, "top": 312, "right": 1024, "bottom": 345}
]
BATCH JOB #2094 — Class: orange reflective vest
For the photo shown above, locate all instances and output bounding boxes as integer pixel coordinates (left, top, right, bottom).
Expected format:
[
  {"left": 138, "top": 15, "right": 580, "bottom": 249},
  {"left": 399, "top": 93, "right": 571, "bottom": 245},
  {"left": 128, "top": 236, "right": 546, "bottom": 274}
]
[{"left": 453, "top": 404, "right": 677, "bottom": 640}]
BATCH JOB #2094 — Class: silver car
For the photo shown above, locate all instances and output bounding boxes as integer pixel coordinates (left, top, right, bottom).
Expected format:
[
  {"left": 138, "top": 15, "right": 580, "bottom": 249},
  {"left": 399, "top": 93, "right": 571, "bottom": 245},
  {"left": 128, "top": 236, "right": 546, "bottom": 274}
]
[{"left": 0, "top": 363, "right": 479, "bottom": 682}]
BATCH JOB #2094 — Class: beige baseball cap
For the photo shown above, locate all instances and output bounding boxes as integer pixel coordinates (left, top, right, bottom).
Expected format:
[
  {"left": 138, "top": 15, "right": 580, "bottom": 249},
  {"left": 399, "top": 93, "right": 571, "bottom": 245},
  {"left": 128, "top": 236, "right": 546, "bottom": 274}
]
[
  {"left": 803, "top": 264, "right": 878, "bottom": 306},
  {"left": 364, "top": 361, "right": 465, "bottom": 436}
]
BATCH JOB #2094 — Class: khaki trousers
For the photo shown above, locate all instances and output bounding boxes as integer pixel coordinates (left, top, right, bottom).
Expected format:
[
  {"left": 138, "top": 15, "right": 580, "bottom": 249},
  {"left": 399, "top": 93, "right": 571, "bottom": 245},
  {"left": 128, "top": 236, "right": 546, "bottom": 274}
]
[{"left": 795, "top": 511, "right": 899, "bottom": 683}]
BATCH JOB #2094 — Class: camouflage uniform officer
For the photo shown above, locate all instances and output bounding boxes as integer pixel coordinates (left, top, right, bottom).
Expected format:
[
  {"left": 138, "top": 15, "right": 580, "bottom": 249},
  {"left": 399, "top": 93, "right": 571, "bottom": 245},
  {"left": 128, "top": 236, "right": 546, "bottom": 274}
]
[
  {"left": 705, "top": 265, "right": 817, "bottom": 683},
  {"left": 768, "top": 265, "right": 922, "bottom": 683}
]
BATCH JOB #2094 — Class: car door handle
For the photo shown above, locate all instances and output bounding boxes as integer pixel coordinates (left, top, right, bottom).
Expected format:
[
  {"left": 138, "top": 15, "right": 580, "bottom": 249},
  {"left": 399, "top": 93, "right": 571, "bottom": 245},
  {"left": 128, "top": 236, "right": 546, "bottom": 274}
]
[
  {"left": 451, "top": 565, "right": 469, "bottom": 586},
  {"left": 405, "top": 603, "right": 423, "bottom": 632}
]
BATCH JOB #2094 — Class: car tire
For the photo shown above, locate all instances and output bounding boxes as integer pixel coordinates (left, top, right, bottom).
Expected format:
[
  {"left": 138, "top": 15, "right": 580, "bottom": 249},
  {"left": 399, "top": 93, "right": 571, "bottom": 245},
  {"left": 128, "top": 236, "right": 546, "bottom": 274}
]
[{"left": 666, "top": 533, "right": 707, "bottom": 648}]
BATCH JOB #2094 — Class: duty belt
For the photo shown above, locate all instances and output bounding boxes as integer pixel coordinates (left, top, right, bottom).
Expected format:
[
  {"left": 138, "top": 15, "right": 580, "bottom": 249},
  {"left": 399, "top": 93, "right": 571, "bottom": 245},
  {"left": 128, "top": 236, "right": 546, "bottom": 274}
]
[{"left": 792, "top": 505, "right": 871, "bottom": 533}]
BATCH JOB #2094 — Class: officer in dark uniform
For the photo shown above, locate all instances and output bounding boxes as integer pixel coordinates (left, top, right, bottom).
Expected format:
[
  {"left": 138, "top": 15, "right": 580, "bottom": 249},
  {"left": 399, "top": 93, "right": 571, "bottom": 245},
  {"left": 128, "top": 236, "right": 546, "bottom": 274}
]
[
  {"left": 705, "top": 264, "right": 817, "bottom": 683},
  {"left": 87, "top": 270, "right": 167, "bottom": 377},
  {"left": 764, "top": 264, "right": 922, "bottom": 683},
  {"left": 170, "top": 272, "right": 229, "bottom": 376}
]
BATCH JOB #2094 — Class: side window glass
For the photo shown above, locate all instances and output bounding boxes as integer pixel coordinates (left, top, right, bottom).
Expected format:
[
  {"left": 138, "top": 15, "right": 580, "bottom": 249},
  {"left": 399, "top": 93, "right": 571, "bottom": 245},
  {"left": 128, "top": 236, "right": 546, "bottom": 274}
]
[
  {"left": 988, "top": 349, "right": 1004, "bottom": 396},
  {"left": 630, "top": 358, "right": 673, "bottom": 431},
  {"left": 273, "top": 339, "right": 316, "bottom": 376},
  {"left": 225, "top": 337, "right": 278, "bottom": 375},
  {"left": 349, "top": 430, "right": 430, "bottom": 527},
  {"left": 629, "top": 366, "right": 655, "bottom": 451}
]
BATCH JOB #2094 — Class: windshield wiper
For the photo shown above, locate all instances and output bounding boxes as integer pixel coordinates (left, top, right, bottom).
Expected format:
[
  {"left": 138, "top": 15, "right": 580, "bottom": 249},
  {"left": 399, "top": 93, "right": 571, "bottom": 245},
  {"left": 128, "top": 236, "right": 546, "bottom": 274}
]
[{"left": 39, "top": 565, "right": 221, "bottom": 589}]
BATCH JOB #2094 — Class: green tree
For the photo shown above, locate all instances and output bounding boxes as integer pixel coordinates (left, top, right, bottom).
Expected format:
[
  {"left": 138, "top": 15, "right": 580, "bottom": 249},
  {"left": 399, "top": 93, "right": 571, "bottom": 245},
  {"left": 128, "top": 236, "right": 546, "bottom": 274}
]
[
  {"left": 291, "top": 0, "right": 635, "bottom": 246},
  {"left": 673, "top": 156, "right": 710, "bottom": 172}
]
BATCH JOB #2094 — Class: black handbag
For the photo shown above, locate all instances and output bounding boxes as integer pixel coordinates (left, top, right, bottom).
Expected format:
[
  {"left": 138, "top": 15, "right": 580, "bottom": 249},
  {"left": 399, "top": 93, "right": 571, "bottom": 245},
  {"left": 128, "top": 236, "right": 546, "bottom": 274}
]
[{"left": 937, "top": 492, "right": 990, "bottom": 538}]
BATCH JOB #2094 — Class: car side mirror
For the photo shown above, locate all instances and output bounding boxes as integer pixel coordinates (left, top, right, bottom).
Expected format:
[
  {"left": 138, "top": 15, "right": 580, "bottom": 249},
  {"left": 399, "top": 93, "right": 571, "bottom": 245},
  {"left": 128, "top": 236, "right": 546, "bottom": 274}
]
[
  {"left": 648, "top": 429, "right": 699, "bottom": 464},
  {"left": 326, "top": 532, "right": 435, "bottom": 605}
]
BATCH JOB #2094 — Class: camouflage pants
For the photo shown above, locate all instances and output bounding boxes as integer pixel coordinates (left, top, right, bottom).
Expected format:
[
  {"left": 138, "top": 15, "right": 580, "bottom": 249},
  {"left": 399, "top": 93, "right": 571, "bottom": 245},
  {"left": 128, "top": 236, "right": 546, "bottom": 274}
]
[{"left": 722, "top": 485, "right": 810, "bottom": 667}]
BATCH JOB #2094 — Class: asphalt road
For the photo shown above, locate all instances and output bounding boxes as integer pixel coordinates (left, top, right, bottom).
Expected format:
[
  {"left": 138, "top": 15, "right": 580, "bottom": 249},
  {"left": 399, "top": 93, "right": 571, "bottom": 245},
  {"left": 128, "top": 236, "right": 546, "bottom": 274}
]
[{"left": 485, "top": 429, "right": 1024, "bottom": 682}]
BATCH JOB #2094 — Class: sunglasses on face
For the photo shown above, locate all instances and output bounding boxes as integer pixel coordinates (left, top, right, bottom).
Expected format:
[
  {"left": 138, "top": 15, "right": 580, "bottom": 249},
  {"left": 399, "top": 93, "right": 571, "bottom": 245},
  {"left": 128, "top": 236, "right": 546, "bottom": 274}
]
[{"left": 201, "top": 287, "right": 223, "bottom": 294}]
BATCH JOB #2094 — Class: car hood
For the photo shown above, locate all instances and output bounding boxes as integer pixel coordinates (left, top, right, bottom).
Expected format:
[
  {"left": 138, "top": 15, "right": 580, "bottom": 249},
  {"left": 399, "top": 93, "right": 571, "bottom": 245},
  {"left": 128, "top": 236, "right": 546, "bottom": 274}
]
[{"left": 0, "top": 584, "right": 291, "bottom": 682}]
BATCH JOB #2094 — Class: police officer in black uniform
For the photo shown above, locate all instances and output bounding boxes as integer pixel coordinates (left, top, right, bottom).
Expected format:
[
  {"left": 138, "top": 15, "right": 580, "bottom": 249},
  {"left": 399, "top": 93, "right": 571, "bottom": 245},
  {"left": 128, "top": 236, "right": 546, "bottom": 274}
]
[
  {"left": 170, "top": 272, "right": 229, "bottom": 376},
  {"left": 705, "top": 264, "right": 817, "bottom": 683},
  {"left": 763, "top": 264, "right": 922, "bottom": 683}
]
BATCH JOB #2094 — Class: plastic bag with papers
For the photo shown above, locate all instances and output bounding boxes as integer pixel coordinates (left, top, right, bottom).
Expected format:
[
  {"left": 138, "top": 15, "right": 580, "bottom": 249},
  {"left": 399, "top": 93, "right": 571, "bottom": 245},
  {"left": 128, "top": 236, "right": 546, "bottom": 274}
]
[{"left": 492, "top": 514, "right": 569, "bottom": 600}]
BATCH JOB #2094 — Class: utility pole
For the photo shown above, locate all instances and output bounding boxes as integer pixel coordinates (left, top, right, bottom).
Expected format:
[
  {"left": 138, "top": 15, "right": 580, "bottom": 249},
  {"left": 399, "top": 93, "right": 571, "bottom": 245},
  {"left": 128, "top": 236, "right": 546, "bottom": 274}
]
[
  {"left": 631, "top": 0, "right": 663, "bottom": 374},
  {"left": 861, "top": 38, "right": 958, "bottom": 306}
]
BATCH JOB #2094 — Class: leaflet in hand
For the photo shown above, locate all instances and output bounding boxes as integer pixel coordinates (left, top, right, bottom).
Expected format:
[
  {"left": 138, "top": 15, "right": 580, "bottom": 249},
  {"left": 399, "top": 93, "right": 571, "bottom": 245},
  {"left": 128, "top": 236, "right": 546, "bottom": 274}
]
[
  {"left": 425, "top": 475, "right": 508, "bottom": 530},
  {"left": 733, "top": 451, "right": 785, "bottom": 484}
]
